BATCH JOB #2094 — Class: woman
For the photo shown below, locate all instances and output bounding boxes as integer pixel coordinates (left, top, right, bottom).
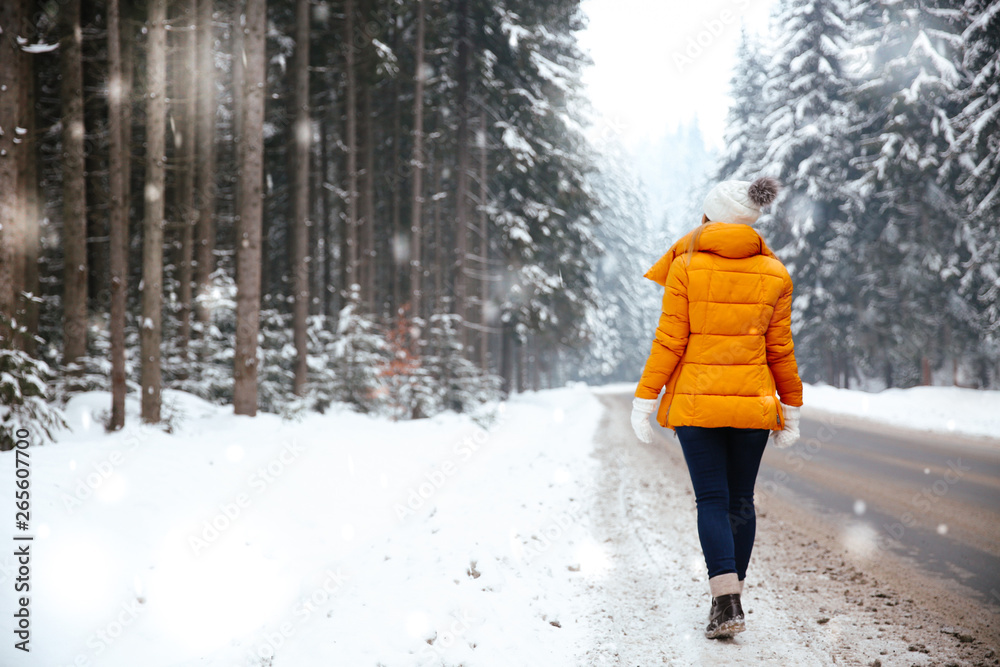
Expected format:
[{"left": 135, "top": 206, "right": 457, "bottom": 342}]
[{"left": 629, "top": 176, "right": 803, "bottom": 640}]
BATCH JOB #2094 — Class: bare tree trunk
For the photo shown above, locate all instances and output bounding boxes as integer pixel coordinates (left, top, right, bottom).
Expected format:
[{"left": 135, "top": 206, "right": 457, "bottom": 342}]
[
  {"left": 23, "top": 30, "right": 40, "bottom": 354},
  {"left": 478, "top": 109, "right": 488, "bottom": 372},
  {"left": 108, "top": 0, "right": 127, "bottom": 430},
  {"left": 194, "top": 0, "right": 218, "bottom": 325},
  {"left": 343, "top": 0, "right": 358, "bottom": 295},
  {"left": 141, "top": 0, "right": 167, "bottom": 423},
  {"left": 233, "top": 0, "right": 266, "bottom": 416},
  {"left": 409, "top": 0, "right": 426, "bottom": 326},
  {"left": 390, "top": 10, "right": 402, "bottom": 321},
  {"left": 176, "top": 0, "right": 197, "bottom": 358},
  {"left": 0, "top": 0, "right": 26, "bottom": 345},
  {"left": 231, "top": 0, "right": 244, "bottom": 277},
  {"left": 291, "top": 0, "right": 310, "bottom": 396},
  {"left": 121, "top": 11, "right": 134, "bottom": 211},
  {"left": 454, "top": 0, "right": 470, "bottom": 352},
  {"left": 61, "top": 0, "right": 88, "bottom": 366}
]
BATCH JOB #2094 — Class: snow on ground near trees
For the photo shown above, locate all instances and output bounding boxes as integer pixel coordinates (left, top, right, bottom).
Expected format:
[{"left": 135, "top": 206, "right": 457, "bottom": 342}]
[
  {"left": 0, "top": 386, "right": 605, "bottom": 667},
  {"left": 801, "top": 383, "right": 1000, "bottom": 441},
  {"left": 2, "top": 380, "right": 996, "bottom": 667}
]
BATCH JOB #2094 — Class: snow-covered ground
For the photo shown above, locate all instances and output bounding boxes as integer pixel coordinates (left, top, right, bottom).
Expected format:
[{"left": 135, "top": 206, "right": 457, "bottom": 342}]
[
  {"left": 801, "top": 383, "right": 1000, "bottom": 441},
  {"left": 597, "top": 380, "right": 1000, "bottom": 441},
  {"left": 0, "top": 386, "right": 602, "bottom": 667},
  {"left": 1, "top": 380, "right": 995, "bottom": 667}
]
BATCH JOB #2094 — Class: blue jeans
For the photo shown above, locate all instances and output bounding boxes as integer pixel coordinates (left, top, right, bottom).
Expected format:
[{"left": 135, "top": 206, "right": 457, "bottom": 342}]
[{"left": 675, "top": 426, "right": 769, "bottom": 581}]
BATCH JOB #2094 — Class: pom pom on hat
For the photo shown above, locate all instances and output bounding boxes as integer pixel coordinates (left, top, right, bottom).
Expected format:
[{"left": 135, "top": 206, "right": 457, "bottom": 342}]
[{"left": 703, "top": 177, "right": 781, "bottom": 224}]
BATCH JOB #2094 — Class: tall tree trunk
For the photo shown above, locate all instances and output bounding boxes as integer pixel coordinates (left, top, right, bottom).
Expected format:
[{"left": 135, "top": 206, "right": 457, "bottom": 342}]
[
  {"left": 23, "top": 31, "right": 40, "bottom": 354},
  {"left": 291, "top": 0, "right": 310, "bottom": 396},
  {"left": 194, "top": 0, "right": 218, "bottom": 325},
  {"left": 108, "top": 0, "right": 127, "bottom": 430},
  {"left": 454, "top": 0, "right": 470, "bottom": 352},
  {"left": 0, "top": 0, "right": 26, "bottom": 346},
  {"left": 409, "top": 0, "right": 426, "bottom": 326},
  {"left": 478, "top": 109, "right": 488, "bottom": 372},
  {"left": 343, "top": 0, "right": 358, "bottom": 295},
  {"left": 231, "top": 0, "right": 245, "bottom": 279},
  {"left": 61, "top": 0, "right": 88, "bottom": 366},
  {"left": 233, "top": 0, "right": 266, "bottom": 416},
  {"left": 176, "top": 0, "right": 197, "bottom": 357},
  {"left": 121, "top": 11, "right": 134, "bottom": 215},
  {"left": 390, "top": 10, "right": 402, "bottom": 321},
  {"left": 141, "top": 0, "right": 167, "bottom": 423}
]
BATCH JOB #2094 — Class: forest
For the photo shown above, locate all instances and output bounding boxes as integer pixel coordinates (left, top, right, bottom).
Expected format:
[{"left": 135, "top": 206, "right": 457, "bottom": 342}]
[{"left": 0, "top": 0, "right": 998, "bottom": 446}]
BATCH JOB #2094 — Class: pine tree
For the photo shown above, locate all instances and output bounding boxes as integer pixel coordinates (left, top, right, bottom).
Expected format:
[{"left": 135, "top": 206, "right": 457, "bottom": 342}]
[
  {"left": 717, "top": 27, "right": 769, "bottom": 182},
  {"left": 949, "top": 0, "right": 1000, "bottom": 386},
  {"left": 233, "top": 0, "right": 266, "bottom": 416},
  {"left": 141, "top": 0, "right": 167, "bottom": 423},
  {"left": 849, "top": 0, "right": 966, "bottom": 386},
  {"left": 760, "top": 0, "right": 855, "bottom": 385}
]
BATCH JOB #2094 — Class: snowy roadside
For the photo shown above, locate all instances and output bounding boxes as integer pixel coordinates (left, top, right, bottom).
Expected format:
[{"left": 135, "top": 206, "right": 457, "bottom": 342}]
[
  {"left": 596, "top": 381, "right": 1000, "bottom": 443},
  {"left": 0, "top": 386, "right": 605, "bottom": 667},
  {"left": 801, "top": 383, "right": 1000, "bottom": 443},
  {"left": 583, "top": 390, "right": 997, "bottom": 667}
]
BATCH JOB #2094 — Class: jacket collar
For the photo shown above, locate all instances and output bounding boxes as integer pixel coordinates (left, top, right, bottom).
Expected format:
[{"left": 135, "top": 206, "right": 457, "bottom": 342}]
[{"left": 643, "top": 223, "right": 777, "bottom": 286}]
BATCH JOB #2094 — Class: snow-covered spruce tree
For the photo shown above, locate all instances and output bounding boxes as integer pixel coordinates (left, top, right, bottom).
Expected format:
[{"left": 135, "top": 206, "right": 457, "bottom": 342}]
[
  {"left": 575, "top": 141, "right": 658, "bottom": 384},
  {"left": 848, "top": 0, "right": 968, "bottom": 387},
  {"left": 168, "top": 270, "right": 239, "bottom": 406},
  {"left": 484, "top": 0, "right": 600, "bottom": 391},
  {"left": 758, "top": 0, "right": 856, "bottom": 386},
  {"left": 0, "top": 323, "right": 67, "bottom": 449},
  {"left": 717, "top": 27, "right": 770, "bottom": 183},
  {"left": 380, "top": 309, "right": 440, "bottom": 420},
  {"left": 328, "top": 286, "right": 389, "bottom": 413},
  {"left": 945, "top": 0, "right": 1000, "bottom": 387},
  {"left": 423, "top": 312, "right": 502, "bottom": 412}
]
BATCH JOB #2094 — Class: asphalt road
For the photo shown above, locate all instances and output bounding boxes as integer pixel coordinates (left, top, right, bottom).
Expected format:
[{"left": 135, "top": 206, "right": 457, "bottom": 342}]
[{"left": 759, "top": 410, "right": 1000, "bottom": 607}]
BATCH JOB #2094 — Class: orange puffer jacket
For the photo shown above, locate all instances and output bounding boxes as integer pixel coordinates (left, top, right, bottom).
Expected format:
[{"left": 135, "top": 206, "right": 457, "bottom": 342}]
[{"left": 635, "top": 222, "right": 803, "bottom": 430}]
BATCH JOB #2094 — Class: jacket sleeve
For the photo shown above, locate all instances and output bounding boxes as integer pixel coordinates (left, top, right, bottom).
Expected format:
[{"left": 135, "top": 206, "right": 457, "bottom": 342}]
[
  {"left": 635, "top": 257, "right": 690, "bottom": 400},
  {"left": 765, "top": 277, "right": 803, "bottom": 407}
]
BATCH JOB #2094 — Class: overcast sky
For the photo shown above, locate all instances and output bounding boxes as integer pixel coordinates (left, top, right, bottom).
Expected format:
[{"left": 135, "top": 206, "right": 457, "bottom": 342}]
[{"left": 578, "top": 0, "right": 776, "bottom": 151}]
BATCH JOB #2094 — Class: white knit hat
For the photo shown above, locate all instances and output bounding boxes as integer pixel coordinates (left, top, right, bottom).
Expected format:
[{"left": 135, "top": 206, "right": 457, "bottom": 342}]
[{"left": 703, "top": 177, "right": 779, "bottom": 224}]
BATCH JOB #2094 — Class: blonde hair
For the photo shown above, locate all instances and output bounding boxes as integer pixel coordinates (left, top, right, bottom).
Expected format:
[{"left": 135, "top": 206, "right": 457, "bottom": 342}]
[{"left": 686, "top": 214, "right": 711, "bottom": 265}]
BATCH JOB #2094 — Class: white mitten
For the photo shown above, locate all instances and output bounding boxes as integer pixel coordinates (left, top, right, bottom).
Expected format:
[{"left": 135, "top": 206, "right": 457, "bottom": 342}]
[
  {"left": 771, "top": 403, "right": 801, "bottom": 448},
  {"left": 630, "top": 397, "right": 658, "bottom": 443}
]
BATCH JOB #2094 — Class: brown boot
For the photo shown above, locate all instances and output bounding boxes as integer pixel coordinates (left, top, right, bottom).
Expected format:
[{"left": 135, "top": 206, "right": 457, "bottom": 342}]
[{"left": 705, "top": 593, "right": 745, "bottom": 639}]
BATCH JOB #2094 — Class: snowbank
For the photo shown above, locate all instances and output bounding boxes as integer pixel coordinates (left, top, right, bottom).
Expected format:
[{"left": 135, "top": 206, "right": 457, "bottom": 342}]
[
  {"left": 0, "top": 385, "right": 604, "bottom": 667},
  {"left": 802, "top": 383, "right": 1000, "bottom": 441},
  {"left": 592, "top": 380, "right": 1000, "bottom": 442}
]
